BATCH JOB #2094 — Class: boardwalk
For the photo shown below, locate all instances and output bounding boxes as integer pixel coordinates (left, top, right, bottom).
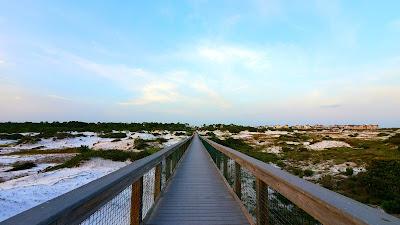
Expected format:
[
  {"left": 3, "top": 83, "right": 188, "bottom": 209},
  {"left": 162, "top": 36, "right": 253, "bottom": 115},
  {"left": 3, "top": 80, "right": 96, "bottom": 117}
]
[{"left": 146, "top": 134, "right": 250, "bottom": 225}]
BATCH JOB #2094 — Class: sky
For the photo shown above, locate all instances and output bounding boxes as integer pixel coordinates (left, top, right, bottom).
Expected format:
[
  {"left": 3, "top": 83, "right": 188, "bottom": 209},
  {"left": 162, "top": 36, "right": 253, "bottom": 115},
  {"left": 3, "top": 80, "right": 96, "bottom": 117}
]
[{"left": 0, "top": 0, "right": 399, "bottom": 127}]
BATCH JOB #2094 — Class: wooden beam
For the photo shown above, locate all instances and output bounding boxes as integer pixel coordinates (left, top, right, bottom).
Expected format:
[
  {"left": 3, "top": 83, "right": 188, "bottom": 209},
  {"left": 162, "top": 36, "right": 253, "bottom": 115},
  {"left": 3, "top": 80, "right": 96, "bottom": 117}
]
[
  {"left": 235, "top": 162, "right": 242, "bottom": 199},
  {"left": 154, "top": 164, "right": 162, "bottom": 199},
  {"left": 201, "top": 137, "right": 400, "bottom": 225},
  {"left": 223, "top": 156, "right": 228, "bottom": 178},
  {"left": 130, "top": 177, "right": 143, "bottom": 225}
]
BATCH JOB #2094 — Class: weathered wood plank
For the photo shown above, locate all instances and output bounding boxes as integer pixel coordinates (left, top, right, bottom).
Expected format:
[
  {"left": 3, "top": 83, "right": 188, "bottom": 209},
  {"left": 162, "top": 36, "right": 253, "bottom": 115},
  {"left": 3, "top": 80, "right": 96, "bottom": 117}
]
[
  {"left": 130, "top": 177, "right": 143, "bottom": 225},
  {"left": 146, "top": 135, "right": 250, "bottom": 225}
]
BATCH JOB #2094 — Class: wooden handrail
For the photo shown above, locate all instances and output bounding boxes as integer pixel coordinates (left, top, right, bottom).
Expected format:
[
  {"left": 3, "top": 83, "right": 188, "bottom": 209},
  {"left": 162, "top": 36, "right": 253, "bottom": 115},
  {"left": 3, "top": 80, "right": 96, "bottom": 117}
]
[
  {"left": 201, "top": 136, "right": 400, "bottom": 225},
  {"left": 0, "top": 136, "right": 192, "bottom": 225}
]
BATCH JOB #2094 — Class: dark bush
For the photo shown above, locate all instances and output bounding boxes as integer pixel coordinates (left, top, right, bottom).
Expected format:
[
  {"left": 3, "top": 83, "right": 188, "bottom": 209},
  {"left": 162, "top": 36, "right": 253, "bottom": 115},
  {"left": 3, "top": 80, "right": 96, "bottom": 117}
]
[
  {"left": 174, "top": 131, "right": 186, "bottom": 136},
  {"left": 320, "top": 175, "right": 335, "bottom": 189},
  {"left": 388, "top": 133, "right": 400, "bottom": 145},
  {"left": 79, "top": 145, "right": 90, "bottom": 153},
  {"left": 17, "top": 135, "right": 41, "bottom": 145},
  {"left": 381, "top": 200, "right": 400, "bottom": 214},
  {"left": 0, "top": 133, "right": 24, "bottom": 140},
  {"left": 304, "top": 169, "right": 314, "bottom": 177},
  {"left": 156, "top": 138, "right": 168, "bottom": 143},
  {"left": 359, "top": 160, "right": 400, "bottom": 203},
  {"left": 344, "top": 167, "right": 354, "bottom": 176},
  {"left": 134, "top": 138, "right": 149, "bottom": 150},
  {"left": 7, "top": 161, "right": 36, "bottom": 171},
  {"left": 206, "top": 132, "right": 215, "bottom": 137},
  {"left": 99, "top": 132, "right": 127, "bottom": 139}
]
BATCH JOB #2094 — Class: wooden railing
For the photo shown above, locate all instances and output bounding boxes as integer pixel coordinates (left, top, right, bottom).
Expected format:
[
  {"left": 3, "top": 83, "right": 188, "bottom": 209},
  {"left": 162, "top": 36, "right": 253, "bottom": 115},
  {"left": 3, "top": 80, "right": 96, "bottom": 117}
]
[
  {"left": 201, "top": 136, "right": 400, "bottom": 225},
  {"left": 0, "top": 136, "right": 192, "bottom": 225}
]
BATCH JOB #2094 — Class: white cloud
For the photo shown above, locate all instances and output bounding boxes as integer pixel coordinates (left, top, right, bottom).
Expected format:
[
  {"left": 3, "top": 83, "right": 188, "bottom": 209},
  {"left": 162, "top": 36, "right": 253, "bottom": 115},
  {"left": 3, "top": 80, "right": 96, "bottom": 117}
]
[
  {"left": 190, "top": 81, "right": 231, "bottom": 108},
  {"left": 120, "top": 82, "right": 180, "bottom": 105},
  {"left": 197, "top": 45, "right": 270, "bottom": 70}
]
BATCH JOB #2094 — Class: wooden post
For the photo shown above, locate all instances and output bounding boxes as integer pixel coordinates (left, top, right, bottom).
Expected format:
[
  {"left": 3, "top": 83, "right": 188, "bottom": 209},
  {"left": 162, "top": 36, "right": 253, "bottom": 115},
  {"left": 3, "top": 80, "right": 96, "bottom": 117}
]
[
  {"left": 235, "top": 162, "right": 242, "bottom": 199},
  {"left": 130, "top": 177, "right": 143, "bottom": 225},
  {"left": 165, "top": 157, "right": 171, "bottom": 181},
  {"left": 154, "top": 164, "right": 161, "bottom": 199},
  {"left": 256, "top": 178, "right": 269, "bottom": 225},
  {"left": 216, "top": 154, "right": 220, "bottom": 170},
  {"left": 223, "top": 156, "right": 228, "bottom": 178}
]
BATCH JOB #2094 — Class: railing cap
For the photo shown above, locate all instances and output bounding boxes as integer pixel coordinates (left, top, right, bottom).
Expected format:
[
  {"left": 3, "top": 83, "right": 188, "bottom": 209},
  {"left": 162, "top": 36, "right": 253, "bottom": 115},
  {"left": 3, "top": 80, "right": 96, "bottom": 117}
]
[{"left": 201, "top": 136, "right": 400, "bottom": 225}]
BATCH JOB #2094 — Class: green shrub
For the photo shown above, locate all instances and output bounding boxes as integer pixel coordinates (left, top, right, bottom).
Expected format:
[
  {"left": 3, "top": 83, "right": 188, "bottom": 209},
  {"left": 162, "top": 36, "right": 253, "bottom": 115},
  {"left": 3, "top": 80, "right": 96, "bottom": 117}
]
[
  {"left": 304, "top": 169, "right": 314, "bottom": 177},
  {"left": 79, "top": 145, "right": 90, "bottom": 153},
  {"left": 46, "top": 149, "right": 152, "bottom": 171},
  {"left": 320, "top": 175, "right": 335, "bottom": 189},
  {"left": 276, "top": 160, "right": 285, "bottom": 168},
  {"left": 377, "top": 132, "right": 389, "bottom": 137},
  {"left": 174, "top": 131, "right": 186, "bottom": 136},
  {"left": 344, "top": 167, "right": 354, "bottom": 176},
  {"left": 206, "top": 132, "right": 215, "bottom": 137},
  {"left": 134, "top": 138, "right": 149, "bottom": 150},
  {"left": 0, "top": 133, "right": 24, "bottom": 140},
  {"left": 359, "top": 160, "right": 400, "bottom": 203},
  {"left": 7, "top": 161, "right": 36, "bottom": 171},
  {"left": 156, "top": 138, "right": 168, "bottom": 143},
  {"left": 17, "top": 135, "right": 41, "bottom": 145},
  {"left": 381, "top": 200, "right": 400, "bottom": 214},
  {"left": 388, "top": 133, "right": 400, "bottom": 145},
  {"left": 99, "top": 132, "right": 127, "bottom": 139},
  {"left": 210, "top": 137, "right": 253, "bottom": 152}
]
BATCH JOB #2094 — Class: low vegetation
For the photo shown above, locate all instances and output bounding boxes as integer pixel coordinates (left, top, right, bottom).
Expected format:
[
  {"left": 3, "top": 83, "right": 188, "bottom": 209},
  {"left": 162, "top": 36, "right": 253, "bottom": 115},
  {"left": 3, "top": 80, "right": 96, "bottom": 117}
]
[
  {"left": 325, "top": 160, "right": 400, "bottom": 213},
  {"left": 209, "top": 137, "right": 279, "bottom": 163},
  {"left": 7, "top": 148, "right": 80, "bottom": 155},
  {"left": 45, "top": 145, "right": 156, "bottom": 171},
  {"left": 0, "top": 122, "right": 193, "bottom": 133},
  {"left": 99, "top": 132, "right": 127, "bottom": 139},
  {"left": 6, "top": 161, "right": 37, "bottom": 171},
  {"left": 0, "top": 133, "right": 24, "bottom": 140},
  {"left": 208, "top": 132, "right": 400, "bottom": 214}
]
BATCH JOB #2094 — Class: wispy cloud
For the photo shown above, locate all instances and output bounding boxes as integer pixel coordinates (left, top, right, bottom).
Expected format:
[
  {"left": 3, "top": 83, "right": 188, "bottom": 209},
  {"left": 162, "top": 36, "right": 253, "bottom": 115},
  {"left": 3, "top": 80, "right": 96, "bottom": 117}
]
[
  {"left": 119, "top": 82, "right": 180, "bottom": 105},
  {"left": 196, "top": 44, "right": 270, "bottom": 70},
  {"left": 47, "top": 94, "right": 72, "bottom": 101}
]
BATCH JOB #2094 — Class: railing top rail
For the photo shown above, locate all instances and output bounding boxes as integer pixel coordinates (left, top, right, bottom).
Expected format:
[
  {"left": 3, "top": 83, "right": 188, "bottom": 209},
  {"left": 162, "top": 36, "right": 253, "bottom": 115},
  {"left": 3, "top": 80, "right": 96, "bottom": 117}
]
[
  {"left": 0, "top": 136, "right": 192, "bottom": 225},
  {"left": 201, "top": 136, "right": 400, "bottom": 225}
]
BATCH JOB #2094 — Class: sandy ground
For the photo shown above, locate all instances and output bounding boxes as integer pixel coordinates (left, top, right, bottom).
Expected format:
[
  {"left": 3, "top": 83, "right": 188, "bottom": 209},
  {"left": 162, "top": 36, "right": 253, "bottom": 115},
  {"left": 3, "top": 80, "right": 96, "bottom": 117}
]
[
  {"left": 0, "top": 158, "right": 130, "bottom": 221},
  {"left": 308, "top": 140, "right": 351, "bottom": 150},
  {"left": 0, "top": 131, "right": 188, "bottom": 221}
]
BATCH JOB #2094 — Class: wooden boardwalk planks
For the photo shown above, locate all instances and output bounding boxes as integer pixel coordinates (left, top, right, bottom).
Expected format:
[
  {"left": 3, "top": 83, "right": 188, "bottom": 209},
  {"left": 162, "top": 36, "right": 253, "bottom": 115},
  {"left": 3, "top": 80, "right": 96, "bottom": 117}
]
[{"left": 146, "top": 135, "right": 250, "bottom": 225}]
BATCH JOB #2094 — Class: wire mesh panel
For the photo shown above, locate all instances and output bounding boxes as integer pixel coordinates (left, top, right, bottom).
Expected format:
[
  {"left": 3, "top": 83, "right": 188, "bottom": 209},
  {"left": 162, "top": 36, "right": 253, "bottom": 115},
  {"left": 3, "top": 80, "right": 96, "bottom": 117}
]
[
  {"left": 142, "top": 167, "right": 156, "bottom": 219},
  {"left": 161, "top": 158, "right": 167, "bottom": 190},
  {"left": 202, "top": 138, "right": 322, "bottom": 225},
  {"left": 241, "top": 167, "right": 257, "bottom": 220},
  {"left": 80, "top": 186, "right": 132, "bottom": 225},
  {"left": 268, "top": 188, "right": 322, "bottom": 225},
  {"left": 80, "top": 139, "right": 191, "bottom": 225}
]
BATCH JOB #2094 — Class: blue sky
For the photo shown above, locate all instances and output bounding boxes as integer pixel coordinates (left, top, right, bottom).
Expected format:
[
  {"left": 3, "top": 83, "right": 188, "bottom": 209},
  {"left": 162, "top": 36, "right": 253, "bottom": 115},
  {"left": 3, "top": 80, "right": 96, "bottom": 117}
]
[{"left": 0, "top": 0, "right": 399, "bottom": 127}]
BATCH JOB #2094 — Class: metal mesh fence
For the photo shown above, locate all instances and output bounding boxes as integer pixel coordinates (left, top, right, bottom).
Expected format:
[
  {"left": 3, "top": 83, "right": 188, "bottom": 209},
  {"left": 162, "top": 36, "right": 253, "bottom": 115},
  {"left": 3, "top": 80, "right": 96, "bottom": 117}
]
[
  {"left": 202, "top": 139, "right": 322, "bottom": 225},
  {"left": 77, "top": 138, "right": 191, "bottom": 225},
  {"left": 80, "top": 186, "right": 132, "bottom": 225},
  {"left": 142, "top": 167, "right": 156, "bottom": 219}
]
